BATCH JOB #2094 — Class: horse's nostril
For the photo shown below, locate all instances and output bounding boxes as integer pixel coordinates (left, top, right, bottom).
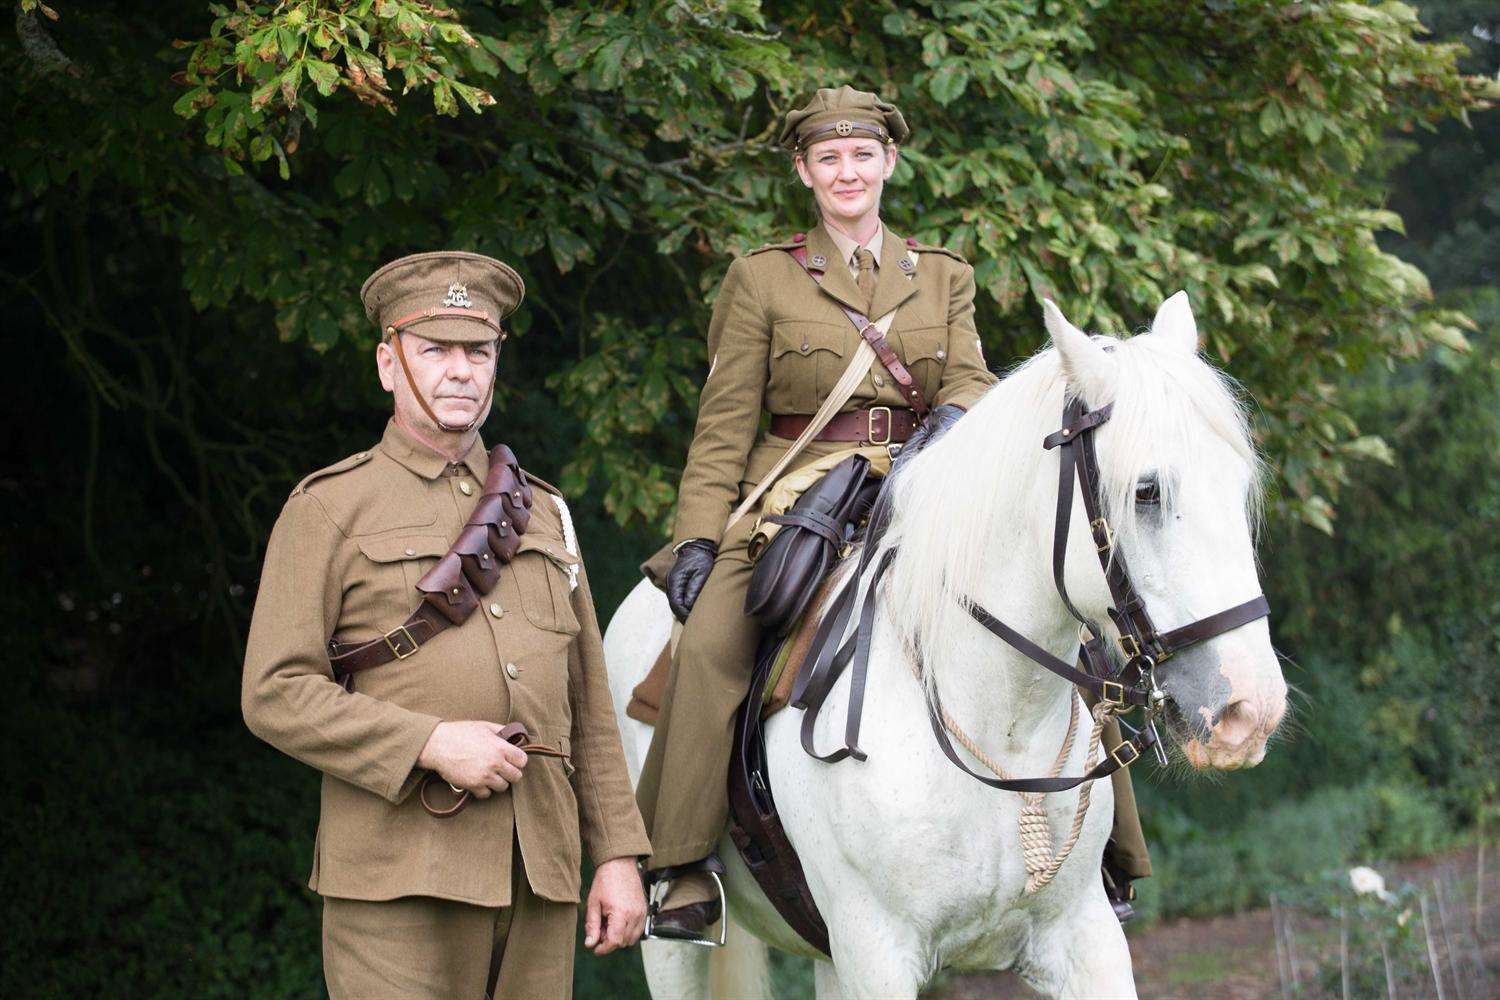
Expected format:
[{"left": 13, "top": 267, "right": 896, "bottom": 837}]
[{"left": 1212, "top": 700, "right": 1259, "bottom": 748}]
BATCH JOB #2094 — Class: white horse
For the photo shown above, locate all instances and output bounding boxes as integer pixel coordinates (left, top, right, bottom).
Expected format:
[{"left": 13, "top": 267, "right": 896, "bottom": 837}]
[{"left": 604, "top": 293, "right": 1287, "bottom": 998}]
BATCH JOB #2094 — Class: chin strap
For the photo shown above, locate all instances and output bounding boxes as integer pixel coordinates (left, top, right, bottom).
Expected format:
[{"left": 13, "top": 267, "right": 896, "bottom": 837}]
[{"left": 389, "top": 329, "right": 497, "bottom": 434}]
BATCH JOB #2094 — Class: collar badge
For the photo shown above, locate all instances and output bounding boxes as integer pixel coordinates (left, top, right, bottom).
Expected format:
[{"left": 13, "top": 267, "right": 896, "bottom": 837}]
[{"left": 442, "top": 283, "right": 472, "bottom": 308}]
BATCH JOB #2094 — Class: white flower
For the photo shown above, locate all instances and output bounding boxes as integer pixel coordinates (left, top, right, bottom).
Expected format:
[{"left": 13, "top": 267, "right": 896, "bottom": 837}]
[{"left": 1349, "top": 866, "right": 1394, "bottom": 903}]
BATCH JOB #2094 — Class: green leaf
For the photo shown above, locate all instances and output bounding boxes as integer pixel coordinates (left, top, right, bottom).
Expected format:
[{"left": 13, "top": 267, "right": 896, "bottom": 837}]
[
  {"left": 930, "top": 67, "right": 970, "bottom": 106},
  {"left": 305, "top": 59, "right": 339, "bottom": 97}
]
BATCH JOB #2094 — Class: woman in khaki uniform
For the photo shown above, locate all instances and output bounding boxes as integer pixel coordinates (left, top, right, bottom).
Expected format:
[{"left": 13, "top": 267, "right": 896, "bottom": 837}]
[
  {"left": 637, "top": 86, "right": 994, "bottom": 939},
  {"left": 639, "top": 87, "right": 1154, "bottom": 940}
]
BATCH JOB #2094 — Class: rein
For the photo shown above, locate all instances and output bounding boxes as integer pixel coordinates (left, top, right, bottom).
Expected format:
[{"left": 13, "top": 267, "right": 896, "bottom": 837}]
[{"left": 794, "top": 395, "right": 1271, "bottom": 794}]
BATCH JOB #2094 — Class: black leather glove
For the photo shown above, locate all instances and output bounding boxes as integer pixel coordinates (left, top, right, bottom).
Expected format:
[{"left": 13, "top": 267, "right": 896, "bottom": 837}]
[
  {"left": 666, "top": 539, "right": 718, "bottom": 622},
  {"left": 891, "top": 404, "right": 966, "bottom": 475}
]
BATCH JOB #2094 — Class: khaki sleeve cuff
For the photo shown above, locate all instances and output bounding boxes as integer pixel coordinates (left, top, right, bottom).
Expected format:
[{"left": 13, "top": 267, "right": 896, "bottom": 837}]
[{"left": 384, "top": 713, "right": 444, "bottom": 805}]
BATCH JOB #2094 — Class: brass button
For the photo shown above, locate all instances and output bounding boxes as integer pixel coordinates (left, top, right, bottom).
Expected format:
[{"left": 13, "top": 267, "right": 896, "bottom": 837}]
[
  {"left": 489, "top": 602, "right": 503, "bottom": 619},
  {"left": 936, "top": 349, "right": 947, "bottom": 361},
  {"left": 505, "top": 662, "right": 519, "bottom": 679},
  {"left": 459, "top": 481, "right": 473, "bottom": 496},
  {"left": 404, "top": 548, "right": 416, "bottom": 557},
  {"left": 873, "top": 375, "right": 884, "bottom": 387}
]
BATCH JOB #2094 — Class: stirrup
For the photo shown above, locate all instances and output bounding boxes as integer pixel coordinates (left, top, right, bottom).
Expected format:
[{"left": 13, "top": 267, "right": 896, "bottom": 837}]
[{"left": 642, "top": 859, "right": 728, "bottom": 948}]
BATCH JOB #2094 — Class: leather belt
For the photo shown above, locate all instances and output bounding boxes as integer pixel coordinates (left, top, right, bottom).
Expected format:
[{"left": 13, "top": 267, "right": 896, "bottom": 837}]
[{"left": 770, "top": 407, "right": 919, "bottom": 446}]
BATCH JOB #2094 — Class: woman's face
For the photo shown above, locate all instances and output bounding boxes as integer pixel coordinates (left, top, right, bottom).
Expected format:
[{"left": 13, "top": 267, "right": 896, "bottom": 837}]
[{"left": 795, "top": 137, "right": 898, "bottom": 230}]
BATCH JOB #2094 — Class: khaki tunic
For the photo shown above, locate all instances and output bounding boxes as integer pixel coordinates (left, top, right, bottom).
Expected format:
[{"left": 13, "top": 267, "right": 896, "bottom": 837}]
[
  {"left": 242, "top": 419, "right": 651, "bottom": 908},
  {"left": 672, "top": 221, "right": 995, "bottom": 547}
]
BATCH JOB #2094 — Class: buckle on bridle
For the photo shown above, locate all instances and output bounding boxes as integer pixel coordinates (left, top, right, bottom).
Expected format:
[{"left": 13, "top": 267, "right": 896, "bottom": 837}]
[
  {"left": 1091, "top": 516, "right": 1115, "bottom": 554},
  {"left": 384, "top": 625, "right": 420, "bottom": 660},
  {"left": 867, "top": 406, "right": 893, "bottom": 446},
  {"left": 1118, "top": 631, "right": 1141, "bottom": 660},
  {"left": 1100, "top": 680, "right": 1127, "bottom": 707},
  {"left": 1109, "top": 741, "right": 1141, "bottom": 768}
]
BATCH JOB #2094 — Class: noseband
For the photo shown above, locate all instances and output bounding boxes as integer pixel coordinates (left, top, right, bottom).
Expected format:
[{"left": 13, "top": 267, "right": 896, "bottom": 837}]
[{"left": 794, "top": 396, "right": 1270, "bottom": 792}]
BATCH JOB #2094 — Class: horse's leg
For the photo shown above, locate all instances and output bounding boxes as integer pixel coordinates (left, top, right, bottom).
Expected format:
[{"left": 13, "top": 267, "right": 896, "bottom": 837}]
[
  {"left": 640, "top": 939, "right": 711, "bottom": 1000},
  {"left": 1022, "top": 896, "right": 1137, "bottom": 999},
  {"left": 822, "top": 909, "right": 927, "bottom": 999},
  {"left": 813, "top": 958, "right": 844, "bottom": 999}
]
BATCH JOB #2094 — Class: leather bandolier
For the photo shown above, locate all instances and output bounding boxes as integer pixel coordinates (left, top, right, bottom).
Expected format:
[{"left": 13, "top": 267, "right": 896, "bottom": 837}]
[
  {"left": 327, "top": 443, "right": 533, "bottom": 683},
  {"left": 324, "top": 443, "right": 569, "bottom": 818}
]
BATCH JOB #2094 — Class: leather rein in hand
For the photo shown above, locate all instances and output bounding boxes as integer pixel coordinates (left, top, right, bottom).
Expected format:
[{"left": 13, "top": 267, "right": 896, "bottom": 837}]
[
  {"left": 418, "top": 722, "right": 571, "bottom": 818},
  {"left": 793, "top": 396, "right": 1270, "bottom": 791}
]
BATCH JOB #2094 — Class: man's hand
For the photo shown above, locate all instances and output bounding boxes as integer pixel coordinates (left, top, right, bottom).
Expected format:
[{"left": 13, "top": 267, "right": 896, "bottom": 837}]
[
  {"left": 583, "top": 857, "right": 647, "bottom": 955},
  {"left": 417, "top": 721, "right": 527, "bottom": 798}
]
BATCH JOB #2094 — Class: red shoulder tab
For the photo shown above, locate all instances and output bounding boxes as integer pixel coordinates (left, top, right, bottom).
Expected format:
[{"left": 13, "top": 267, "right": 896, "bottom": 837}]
[
  {"left": 906, "top": 236, "right": 918, "bottom": 247},
  {"left": 793, "top": 232, "right": 807, "bottom": 243}
]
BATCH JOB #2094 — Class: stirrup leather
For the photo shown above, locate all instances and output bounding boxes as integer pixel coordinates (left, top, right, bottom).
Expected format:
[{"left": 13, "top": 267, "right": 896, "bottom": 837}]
[{"left": 641, "top": 859, "right": 729, "bottom": 948}]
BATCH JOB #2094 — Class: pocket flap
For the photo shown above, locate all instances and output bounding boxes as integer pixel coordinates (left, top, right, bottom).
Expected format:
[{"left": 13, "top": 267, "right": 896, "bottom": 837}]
[
  {"left": 356, "top": 535, "right": 449, "bottom": 563},
  {"left": 516, "top": 533, "right": 579, "bottom": 570},
  {"left": 772, "top": 321, "right": 847, "bottom": 358},
  {"left": 898, "top": 326, "right": 949, "bottom": 364}
]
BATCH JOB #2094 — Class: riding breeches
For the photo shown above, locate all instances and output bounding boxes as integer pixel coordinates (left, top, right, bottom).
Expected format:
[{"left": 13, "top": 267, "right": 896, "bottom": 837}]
[
  {"left": 634, "top": 513, "right": 1153, "bottom": 881},
  {"left": 635, "top": 515, "right": 760, "bottom": 870}
]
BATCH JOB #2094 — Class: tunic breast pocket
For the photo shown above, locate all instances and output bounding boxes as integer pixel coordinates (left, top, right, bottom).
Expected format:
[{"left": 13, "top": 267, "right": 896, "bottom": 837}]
[
  {"left": 511, "top": 534, "right": 582, "bottom": 635},
  {"left": 769, "top": 320, "right": 850, "bottom": 416},
  {"left": 896, "top": 326, "right": 950, "bottom": 403},
  {"left": 353, "top": 534, "right": 450, "bottom": 606}
]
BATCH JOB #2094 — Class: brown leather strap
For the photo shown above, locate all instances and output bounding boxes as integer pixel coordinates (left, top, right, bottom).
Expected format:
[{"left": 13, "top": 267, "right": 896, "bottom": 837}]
[
  {"left": 327, "top": 444, "right": 534, "bottom": 681},
  {"left": 418, "top": 722, "right": 571, "bottom": 818},
  {"left": 387, "top": 306, "right": 503, "bottom": 339},
  {"left": 388, "top": 330, "right": 447, "bottom": 431},
  {"left": 769, "top": 408, "right": 919, "bottom": 445},
  {"left": 786, "top": 246, "right": 930, "bottom": 418}
]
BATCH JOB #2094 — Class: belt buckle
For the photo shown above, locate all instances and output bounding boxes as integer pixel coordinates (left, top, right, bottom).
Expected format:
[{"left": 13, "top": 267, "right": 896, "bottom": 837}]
[
  {"left": 867, "top": 405, "right": 893, "bottom": 446},
  {"left": 384, "top": 625, "right": 419, "bottom": 660}
]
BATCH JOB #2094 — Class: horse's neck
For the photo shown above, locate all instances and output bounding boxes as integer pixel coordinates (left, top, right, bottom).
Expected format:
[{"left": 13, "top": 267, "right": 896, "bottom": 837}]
[{"left": 897, "top": 527, "right": 1081, "bottom": 769}]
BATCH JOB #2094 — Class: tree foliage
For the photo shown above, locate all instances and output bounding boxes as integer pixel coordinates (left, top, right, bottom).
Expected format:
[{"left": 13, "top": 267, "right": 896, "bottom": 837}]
[{"left": 9, "top": 0, "right": 1492, "bottom": 536}]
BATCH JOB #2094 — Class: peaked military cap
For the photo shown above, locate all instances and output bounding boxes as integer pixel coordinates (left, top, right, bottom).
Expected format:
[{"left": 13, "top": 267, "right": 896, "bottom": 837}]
[
  {"left": 360, "top": 251, "right": 524, "bottom": 344},
  {"left": 777, "top": 85, "right": 911, "bottom": 153}
]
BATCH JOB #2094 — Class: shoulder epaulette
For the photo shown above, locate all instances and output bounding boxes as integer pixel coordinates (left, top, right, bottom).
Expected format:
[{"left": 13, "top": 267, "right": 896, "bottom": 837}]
[
  {"left": 745, "top": 232, "right": 812, "bottom": 257},
  {"left": 291, "top": 450, "right": 374, "bottom": 497},
  {"left": 521, "top": 469, "right": 565, "bottom": 498},
  {"left": 903, "top": 236, "right": 967, "bottom": 264}
]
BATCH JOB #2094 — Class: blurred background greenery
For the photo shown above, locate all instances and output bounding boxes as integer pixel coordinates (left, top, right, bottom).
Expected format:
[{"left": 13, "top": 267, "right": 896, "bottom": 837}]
[{"left": 1, "top": 1, "right": 1495, "bottom": 995}]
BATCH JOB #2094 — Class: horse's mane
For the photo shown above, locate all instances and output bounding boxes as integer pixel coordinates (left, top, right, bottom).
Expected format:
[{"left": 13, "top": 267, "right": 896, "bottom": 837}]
[{"left": 880, "top": 330, "right": 1263, "bottom": 681}]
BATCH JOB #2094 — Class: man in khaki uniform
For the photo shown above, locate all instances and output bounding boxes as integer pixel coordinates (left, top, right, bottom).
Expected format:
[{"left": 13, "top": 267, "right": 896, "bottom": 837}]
[
  {"left": 639, "top": 87, "right": 1152, "bottom": 937},
  {"left": 242, "top": 251, "right": 650, "bottom": 998}
]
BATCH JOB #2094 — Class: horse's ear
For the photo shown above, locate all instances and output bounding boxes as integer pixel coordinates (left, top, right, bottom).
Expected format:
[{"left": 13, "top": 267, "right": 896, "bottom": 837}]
[
  {"left": 1043, "top": 299, "right": 1114, "bottom": 397},
  {"left": 1151, "top": 291, "right": 1200, "bottom": 354}
]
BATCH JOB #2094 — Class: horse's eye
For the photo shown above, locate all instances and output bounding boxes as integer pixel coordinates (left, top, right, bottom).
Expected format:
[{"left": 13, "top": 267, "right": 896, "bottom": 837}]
[{"left": 1135, "top": 480, "right": 1160, "bottom": 506}]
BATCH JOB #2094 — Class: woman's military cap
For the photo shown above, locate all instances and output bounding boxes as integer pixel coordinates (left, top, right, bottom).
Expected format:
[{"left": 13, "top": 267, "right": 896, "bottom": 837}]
[
  {"left": 777, "top": 85, "right": 910, "bottom": 153},
  {"left": 360, "top": 251, "right": 524, "bottom": 344}
]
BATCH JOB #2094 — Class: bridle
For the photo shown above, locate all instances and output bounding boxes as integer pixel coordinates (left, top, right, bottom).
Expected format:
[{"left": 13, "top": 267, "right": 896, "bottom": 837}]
[{"left": 793, "top": 395, "right": 1270, "bottom": 792}]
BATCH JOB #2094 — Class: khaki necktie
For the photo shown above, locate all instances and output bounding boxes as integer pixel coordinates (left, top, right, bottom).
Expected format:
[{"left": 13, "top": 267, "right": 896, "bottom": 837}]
[{"left": 854, "top": 248, "right": 876, "bottom": 311}]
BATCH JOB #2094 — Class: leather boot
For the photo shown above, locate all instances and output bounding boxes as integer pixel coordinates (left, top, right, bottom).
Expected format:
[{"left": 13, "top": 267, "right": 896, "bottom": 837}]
[
  {"left": 648, "top": 870, "right": 723, "bottom": 942},
  {"left": 1101, "top": 856, "right": 1137, "bottom": 923}
]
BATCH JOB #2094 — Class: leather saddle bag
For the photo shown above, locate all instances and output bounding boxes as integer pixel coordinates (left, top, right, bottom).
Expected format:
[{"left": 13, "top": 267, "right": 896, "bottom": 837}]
[{"left": 745, "top": 455, "right": 880, "bottom": 634}]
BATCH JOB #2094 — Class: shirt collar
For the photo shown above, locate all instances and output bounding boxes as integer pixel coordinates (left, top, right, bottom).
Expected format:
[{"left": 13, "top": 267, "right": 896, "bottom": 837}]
[
  {"left": 822, "top": 221, "right": 884, "bottom": 270},
  {"left": 379, "top": 418, "right": 489, "bottom": 481}
]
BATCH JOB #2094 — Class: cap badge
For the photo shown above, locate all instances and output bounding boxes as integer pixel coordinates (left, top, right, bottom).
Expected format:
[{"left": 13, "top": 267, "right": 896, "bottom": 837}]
[
  {"left": 442, "top": 283, "right": 472, "bottom": 309},
  {"left": 834, "top": 119, "right": 854, "bottom": 137}
]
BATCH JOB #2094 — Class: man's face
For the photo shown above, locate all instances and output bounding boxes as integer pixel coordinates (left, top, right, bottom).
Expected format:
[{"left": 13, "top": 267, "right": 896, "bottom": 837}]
[{"left": 377, "top": 332, "right": 498, "bottom": 433}]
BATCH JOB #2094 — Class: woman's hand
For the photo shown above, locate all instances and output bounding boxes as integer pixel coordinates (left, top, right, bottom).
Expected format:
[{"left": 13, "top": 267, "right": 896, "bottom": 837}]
[{"left": 666, "top": 539, "right": 717, "bottom": 621}]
